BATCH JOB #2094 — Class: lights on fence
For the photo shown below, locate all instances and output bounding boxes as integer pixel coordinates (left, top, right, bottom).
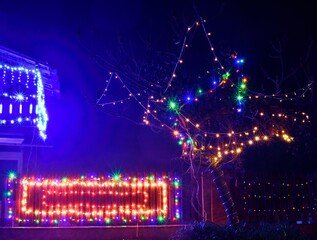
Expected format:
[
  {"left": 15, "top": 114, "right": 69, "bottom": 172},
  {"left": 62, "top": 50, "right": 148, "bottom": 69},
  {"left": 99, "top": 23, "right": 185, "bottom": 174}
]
[{"left": 7, "top": 174, "right": 181, "bottom": 225}]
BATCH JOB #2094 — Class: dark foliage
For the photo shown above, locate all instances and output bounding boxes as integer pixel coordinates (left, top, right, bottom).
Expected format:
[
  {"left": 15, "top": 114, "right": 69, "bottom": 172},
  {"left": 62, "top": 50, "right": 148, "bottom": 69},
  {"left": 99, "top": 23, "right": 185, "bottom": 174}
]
[{"left": 170, "top": 221, "right": 306, "bottom": 240}]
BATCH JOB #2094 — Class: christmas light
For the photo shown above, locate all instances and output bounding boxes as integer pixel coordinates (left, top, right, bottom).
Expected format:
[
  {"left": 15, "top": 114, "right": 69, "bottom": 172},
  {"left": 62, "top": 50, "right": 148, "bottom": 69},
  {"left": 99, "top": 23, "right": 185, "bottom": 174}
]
[
  {"left": 97, "top": 16, "right": 311, "bottom": 165},
  {"left": 5, "top": 172, "right": 17, "bottom": 221},
  {"left": 241, "top": 176, "right": 317, "bottom": 223},
  {"left": 96, "top": 16, "right": 312, "bottom": 225},
  {"left": 7, "top": 174, "right": 181, "bottom": 225},
  {"left": 0, "top": 64, "right": 48, "bottom": 140}
]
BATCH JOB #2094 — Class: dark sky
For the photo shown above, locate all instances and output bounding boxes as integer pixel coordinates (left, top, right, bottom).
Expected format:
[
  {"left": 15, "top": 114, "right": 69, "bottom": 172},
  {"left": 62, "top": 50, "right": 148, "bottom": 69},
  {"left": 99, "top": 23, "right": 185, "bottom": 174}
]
[{"left": 0, "top": 0, "right": 316, "bottom": 176}]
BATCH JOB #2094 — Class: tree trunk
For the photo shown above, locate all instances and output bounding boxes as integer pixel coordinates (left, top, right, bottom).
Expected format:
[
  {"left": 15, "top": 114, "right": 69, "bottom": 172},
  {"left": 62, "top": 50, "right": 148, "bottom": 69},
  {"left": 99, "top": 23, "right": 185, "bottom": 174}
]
[{"left": 210, "top": 165, "right": 239, "bottom": 227}]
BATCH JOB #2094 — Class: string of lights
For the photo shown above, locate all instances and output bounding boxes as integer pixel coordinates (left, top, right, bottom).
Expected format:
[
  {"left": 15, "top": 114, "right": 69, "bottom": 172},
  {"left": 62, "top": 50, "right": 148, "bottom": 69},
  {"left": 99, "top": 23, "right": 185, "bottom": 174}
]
[
  {"left": 0, "top": 64, "right": 48, "bottom": 140},
  {"left": 241, "top": 175, "right": 317, "bottom": 223},
  {"left": 96, "top": 16, "right": 312, "bottom": 226},
  {"left": 6, "top": 173, "right": 181, "bottom": 226},
  {"left": 96, "top": 16, "right": 312, "bottom": 165}
]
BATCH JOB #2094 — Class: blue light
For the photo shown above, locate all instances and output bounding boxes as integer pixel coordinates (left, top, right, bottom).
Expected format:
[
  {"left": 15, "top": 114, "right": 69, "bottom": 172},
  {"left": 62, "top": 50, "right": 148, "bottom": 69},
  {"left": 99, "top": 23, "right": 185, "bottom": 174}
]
[
  {"left": 35, "top": 69, "right": 48, "bottom": 140},
  {"left": 0, "top": 65, "right": 48, "bottom": 140}
]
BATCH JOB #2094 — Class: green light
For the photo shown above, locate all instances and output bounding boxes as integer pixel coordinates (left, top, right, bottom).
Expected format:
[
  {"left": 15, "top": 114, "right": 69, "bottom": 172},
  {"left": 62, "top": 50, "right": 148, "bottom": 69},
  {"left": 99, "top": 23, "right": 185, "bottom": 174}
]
[
  {"left": 62, "top": 177, "right": 67, "bottom": 183},
  {"left": 141, "top": 216, "right": 145, "bottom": 221},
  {"left": 148, "top": 175, "right": 155, "bottom": 181},
  {"left": 54, "top": 219, "right": 59, "bottom": 224},
  {"left": 123, "top": 219, "right": 127, "bottom": 223},
  {"left": 176, "top": 213, "right": 180, "bottom": 219},
  {"left": 236, "top": 95, "right": 243, "bottom": 101},
  {"left": 173, "top": 122, "right": 178, "bottom": 126},
  {"left": 81, "top": 175, "right": 85, "bottom": 179},
  {"left": 36, "top": 219, "right": 40, "bottom": 224},
  {"left": 173, "top": 181, "right": 180, "bottom": 187},
  {"left": 89, "top": 218, "right": 93, "bottom": 222},
  {"left": 157, "top": 216, "right": 165, "bottom": 223},
  {"left": 222, "top": 72, "right": 230, "bottom": 80},
  {"left": 18, "top": 219, "right": 22, "bottom": 223},
  {"left": 112, "top": 172, "right": 121, "bottom": 182},
  {"left": 106, "top": 218, "right": 111, "bottom": 224},
  {"left": 240, "top": 83, "right": 247, "bottom": 89},
  {"left": 196, "top": 88, "right": 203, "bottom": 95},
  {"left": 7, "top": 191, "right": 12, "bottom": 197},
  {"left": 186, "top": 138, "right": 193, "bottom": 145},
  {"left": 8, "top": 172, "right": 16, "bottom": 179},
  {"left": 8, "top": 210, "right": 12, "bottom": 214},
  {"left": 168, "top": 99, "right": 179, "bottom": 112},
  {"left": 178, "top": 140, "right": 183, "bottom": 146},
  {"left": 169, "top": 101, "right": 176, "bottom": 109}
]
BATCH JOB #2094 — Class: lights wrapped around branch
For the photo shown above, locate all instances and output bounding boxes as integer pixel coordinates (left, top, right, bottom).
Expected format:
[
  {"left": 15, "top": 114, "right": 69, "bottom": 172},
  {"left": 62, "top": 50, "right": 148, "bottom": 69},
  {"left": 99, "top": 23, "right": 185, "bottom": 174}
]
[
  {"left": 97, "top": 16, "right": 312, "bottom": 166},
  {"left": 6, "top": 173, "right": 181, "bottom": 225}
]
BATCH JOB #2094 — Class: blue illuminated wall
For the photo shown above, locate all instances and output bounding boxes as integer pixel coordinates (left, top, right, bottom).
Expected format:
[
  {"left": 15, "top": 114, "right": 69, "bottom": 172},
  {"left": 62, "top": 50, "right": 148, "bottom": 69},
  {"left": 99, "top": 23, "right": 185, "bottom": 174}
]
[{"left": 0, "top": 64, "right": 48, "bottom": 140}]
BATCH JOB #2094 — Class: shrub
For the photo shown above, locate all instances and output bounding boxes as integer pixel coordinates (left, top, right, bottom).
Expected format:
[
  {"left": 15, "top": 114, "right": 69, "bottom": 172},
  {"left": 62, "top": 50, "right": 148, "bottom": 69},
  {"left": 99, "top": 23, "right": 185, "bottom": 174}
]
[{"left": 170, "top": 221, "right": 306, "bottom": 240}]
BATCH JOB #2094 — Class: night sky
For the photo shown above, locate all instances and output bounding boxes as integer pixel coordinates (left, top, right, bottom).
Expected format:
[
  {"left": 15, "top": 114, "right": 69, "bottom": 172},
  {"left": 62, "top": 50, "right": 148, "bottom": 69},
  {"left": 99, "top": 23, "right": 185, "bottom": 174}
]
[{"left": 0, "top": 0, "right": 316, "bottom": 176}]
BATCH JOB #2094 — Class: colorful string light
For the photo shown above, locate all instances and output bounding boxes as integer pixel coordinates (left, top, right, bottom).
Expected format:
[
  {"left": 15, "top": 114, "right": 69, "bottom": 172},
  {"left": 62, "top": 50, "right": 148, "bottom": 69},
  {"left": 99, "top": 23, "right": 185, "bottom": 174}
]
[
  {"left": 5, "top": 172, "right": 16, "bottom": 222},
  {"left": 97, "top": 16, "right": 312, "bottom": 166},
  {"left": 7, "top": 174, "right": 181, "bottom": 225},
  {"left": 241, "top": 176, "right": 317, "bottom": 223}
]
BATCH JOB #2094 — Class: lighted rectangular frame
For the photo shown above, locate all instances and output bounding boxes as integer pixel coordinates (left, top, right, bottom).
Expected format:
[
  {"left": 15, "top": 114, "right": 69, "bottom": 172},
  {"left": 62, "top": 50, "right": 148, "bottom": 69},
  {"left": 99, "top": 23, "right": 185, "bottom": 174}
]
[{"left": 6, "top": 174, "right": 181, "bottom": 225}]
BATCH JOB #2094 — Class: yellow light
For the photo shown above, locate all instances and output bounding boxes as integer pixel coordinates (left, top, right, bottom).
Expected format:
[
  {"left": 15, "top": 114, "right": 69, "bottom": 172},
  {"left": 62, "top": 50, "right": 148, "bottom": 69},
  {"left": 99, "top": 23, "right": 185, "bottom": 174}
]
[{"left": 282, "top": 134, "right": 293, "bottom": 142}]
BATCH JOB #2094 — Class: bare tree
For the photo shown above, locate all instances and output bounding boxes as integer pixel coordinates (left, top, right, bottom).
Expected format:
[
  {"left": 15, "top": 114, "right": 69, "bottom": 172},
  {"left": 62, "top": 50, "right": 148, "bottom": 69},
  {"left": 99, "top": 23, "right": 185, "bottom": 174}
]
[{"left": 91, "top": 16, "right": 313, "bottom": 226}]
